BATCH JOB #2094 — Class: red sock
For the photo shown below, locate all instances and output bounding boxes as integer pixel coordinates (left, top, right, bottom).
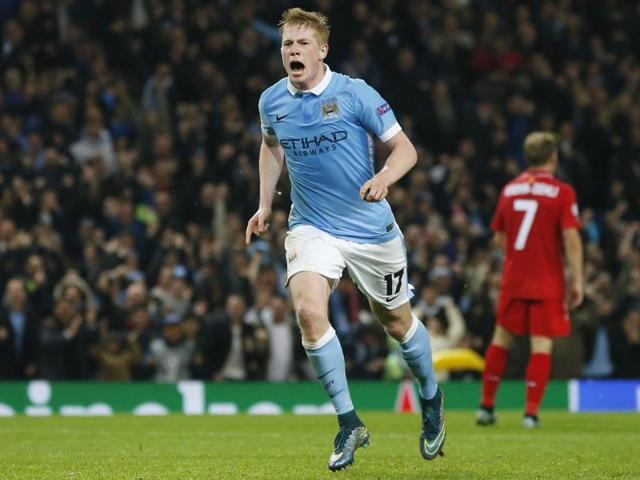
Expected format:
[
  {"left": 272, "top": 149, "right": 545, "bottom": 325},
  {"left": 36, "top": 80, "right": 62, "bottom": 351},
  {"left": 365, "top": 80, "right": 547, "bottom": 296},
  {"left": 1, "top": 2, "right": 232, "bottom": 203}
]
[
  {"left": 481, "top": 344, "right": 508, "bottom": 409},
  {"left": 524, "top": 353, "right": 552, "bottom": 416}
]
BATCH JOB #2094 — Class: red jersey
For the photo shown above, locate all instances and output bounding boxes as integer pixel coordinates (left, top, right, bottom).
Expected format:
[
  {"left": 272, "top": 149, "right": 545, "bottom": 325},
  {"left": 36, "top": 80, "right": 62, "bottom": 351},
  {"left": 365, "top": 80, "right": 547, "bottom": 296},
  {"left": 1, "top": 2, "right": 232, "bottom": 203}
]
[{"left": 491, "top": 170, "right": 580, "bottom": 300}]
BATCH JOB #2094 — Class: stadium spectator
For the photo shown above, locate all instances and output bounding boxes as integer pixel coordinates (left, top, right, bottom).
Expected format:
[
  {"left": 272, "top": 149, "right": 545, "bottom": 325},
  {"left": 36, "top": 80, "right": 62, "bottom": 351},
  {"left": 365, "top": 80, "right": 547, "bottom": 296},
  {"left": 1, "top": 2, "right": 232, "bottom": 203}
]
[
  {"left": 91, "top": 330, "right": 142, "bottom": 381},
  {"left": 36, "top": 297, "right": 90, "bottom": 379},
  {"left": 0, "top": 277, "right": 38, "bottom": 379},
  {"left": 416, "top": 295, "right": 467, "bottom": 381},
  {"left": 608, "top": 308, "right": 640, "bottom": 378},
  {"left": 181, "top": 311, "right": 208, "bottom": 378},
  {"left": 70, "top": 106, "right": 116, "bottom": 173},
  {"left": 147, "top": 313, "right": 194, "bottom": 383},
  {"left": 261, "top": 294, "right": 299, "bottom": 382},
  {"left": 203, "top": 293, "right": 268, "bottom": 381},
  {"left": 413, "top": 286, "right": 449, "bottom": 321},
  {"left": 346, "top": 323, "right": 389, "bottom": 380}
]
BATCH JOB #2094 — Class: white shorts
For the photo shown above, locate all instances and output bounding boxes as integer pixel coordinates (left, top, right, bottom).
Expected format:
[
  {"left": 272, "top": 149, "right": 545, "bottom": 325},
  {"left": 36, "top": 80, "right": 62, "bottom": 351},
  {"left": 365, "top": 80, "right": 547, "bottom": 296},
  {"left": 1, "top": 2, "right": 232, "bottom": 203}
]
[{"left": 284, "top": 225, "right": 411, "bottom": 310}]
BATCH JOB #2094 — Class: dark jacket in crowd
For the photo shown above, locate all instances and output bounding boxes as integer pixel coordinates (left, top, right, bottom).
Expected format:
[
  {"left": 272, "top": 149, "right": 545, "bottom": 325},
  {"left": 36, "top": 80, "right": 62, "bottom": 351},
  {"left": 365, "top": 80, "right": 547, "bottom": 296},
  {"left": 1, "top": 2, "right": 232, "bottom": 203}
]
[{"left": 0, "top": 307, "right": 39, "bottom": 379}]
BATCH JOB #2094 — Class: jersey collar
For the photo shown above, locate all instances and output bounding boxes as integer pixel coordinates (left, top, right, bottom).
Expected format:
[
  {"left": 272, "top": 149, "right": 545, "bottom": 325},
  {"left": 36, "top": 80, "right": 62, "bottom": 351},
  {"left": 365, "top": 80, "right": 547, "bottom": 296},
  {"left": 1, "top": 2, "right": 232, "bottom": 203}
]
[
  {"left": 527, "top": 168, "right": 554, "bottom": 178},
  {"left": 286, "top": 64, "right": 333, "bottom": 96}
]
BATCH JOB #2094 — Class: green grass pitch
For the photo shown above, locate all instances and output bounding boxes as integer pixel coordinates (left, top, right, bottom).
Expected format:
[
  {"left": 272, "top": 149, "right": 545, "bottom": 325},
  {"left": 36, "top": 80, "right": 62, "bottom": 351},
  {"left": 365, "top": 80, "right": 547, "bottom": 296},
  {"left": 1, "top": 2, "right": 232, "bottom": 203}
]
[{"left": 1, "top": 411, "right": 638, "bottom": 479}]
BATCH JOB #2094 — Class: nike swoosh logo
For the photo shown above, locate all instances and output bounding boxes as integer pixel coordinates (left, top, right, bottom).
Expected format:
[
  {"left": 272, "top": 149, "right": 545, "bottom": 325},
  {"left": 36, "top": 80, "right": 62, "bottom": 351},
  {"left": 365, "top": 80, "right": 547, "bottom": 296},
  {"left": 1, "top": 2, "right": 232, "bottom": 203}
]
[
  {"left": 386, "top": 294, "right": 400, "bottom": 302},
  {"left": 275, "top": 113, "right": 290, "bottom": 122},
  {"left": 329, "top": 451, "right": 343, "bottom": 463},
  {"left": 424, "top": 421, "right": 446, "bottom": 453}
]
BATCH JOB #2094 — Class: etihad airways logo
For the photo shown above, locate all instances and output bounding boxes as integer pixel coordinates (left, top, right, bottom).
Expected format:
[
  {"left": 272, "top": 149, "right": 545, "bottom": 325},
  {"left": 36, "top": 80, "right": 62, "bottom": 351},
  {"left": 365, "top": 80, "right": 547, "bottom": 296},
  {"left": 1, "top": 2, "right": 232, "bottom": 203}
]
[{"left": 280, "top": 130, "right": 348, "bottom": 156}]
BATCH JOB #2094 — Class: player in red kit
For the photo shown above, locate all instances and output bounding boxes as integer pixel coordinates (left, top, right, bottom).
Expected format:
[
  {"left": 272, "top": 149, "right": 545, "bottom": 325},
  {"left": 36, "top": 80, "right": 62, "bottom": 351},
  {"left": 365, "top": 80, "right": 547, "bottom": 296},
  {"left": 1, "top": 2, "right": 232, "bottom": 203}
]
[{"left": 477, "top": 132, "right": 584, "bottom": 428}]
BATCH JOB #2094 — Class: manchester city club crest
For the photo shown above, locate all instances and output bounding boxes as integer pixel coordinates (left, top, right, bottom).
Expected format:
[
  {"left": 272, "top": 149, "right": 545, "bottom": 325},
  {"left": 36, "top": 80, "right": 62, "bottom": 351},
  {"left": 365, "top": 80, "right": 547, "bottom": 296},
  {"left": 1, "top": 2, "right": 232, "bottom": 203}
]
[{"left": 321, "top": 97, "right": 340, "bottom": 121}]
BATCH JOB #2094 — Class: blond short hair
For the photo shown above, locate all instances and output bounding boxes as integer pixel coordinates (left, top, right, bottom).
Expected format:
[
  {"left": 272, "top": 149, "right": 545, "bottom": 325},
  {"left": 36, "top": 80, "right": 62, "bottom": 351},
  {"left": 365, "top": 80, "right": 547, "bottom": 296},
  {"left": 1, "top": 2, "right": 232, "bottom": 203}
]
[
  {"left": 278, "top": 8, "right": 330, "bottom": 45},
  {"left": 524, "top": 132, "right": 556, "bottom": 166}
]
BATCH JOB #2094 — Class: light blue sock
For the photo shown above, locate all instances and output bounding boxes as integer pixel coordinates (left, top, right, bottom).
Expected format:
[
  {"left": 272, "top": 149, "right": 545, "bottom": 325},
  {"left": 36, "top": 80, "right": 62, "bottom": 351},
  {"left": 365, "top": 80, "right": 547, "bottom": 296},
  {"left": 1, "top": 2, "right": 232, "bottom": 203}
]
[
  {"left": 400, "top": 315, "right": 438, "bottom": 400},
  {"left": 304, "top": 327, "right": 354, "bottom": 415}
]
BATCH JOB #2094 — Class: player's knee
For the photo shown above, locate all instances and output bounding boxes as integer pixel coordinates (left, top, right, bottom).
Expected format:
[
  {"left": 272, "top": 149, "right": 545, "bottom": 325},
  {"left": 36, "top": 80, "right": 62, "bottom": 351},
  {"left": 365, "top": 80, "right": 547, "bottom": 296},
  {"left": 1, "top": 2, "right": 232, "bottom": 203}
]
[
  {"left": 493, "top": 326, "right": 514, "bottom": 349},
  {"left": 295, "top": 301, "right": 324, "bottom": 329},
  {"left": 383, "top": 319, "right": 407, "bottom": 340},
  {"left": 378, "top": 312, "right": 410, "bottom": 340},
  {"left": 371, "top": 302, "right": 410, "bottom": 339},
  {"left": 371, "top": 301, "right": 395, "bottom": 323},
  {"left": 530, "top": 336, "right": 553, "bottom": 354}
]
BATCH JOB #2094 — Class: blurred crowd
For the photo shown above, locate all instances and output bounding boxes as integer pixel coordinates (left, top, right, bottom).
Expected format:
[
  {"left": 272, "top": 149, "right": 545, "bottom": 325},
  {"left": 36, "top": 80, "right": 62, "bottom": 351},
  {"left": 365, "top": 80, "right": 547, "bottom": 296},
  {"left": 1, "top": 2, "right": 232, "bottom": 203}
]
[{"left": 0, "top": 0, "right": 639, "bottom": 383}]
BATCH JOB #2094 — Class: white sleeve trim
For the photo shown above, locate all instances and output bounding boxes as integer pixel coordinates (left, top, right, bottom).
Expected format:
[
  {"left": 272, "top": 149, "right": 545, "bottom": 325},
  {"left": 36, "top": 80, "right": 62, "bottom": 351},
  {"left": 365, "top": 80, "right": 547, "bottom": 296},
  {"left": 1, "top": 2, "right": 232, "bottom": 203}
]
[{"left": 379, "top": 122, "right": 402, "bottom": 142}]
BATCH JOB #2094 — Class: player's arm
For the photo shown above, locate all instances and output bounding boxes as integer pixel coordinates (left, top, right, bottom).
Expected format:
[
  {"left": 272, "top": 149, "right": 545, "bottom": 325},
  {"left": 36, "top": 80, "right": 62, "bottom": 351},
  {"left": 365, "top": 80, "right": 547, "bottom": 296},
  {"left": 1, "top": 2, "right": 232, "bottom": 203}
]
[
  {"left": 490, "top": 192, "right": 506, "bottom": 252},
  {"left": 258, "top": 135, "right": 285, "bottom": 211},
  {"left": 246, "top": 91, "right": 284, "bottom": 244},
  {"left": 360, "top": 131, "right": 417, "bottom": 202},
  {"left": 245, "top": 134, "right": 284, "bottom": 244},
  {"left": 354, "top": 81, "right": 416, "bottom": 202},
  {"left": 560, "top": 187, "right": 584, "bottom": 308},
  {"left": 563, "top": 228, "right": 584, "bottom": 309},
  {"left": 493, "top": 231, "right": 506, "bottom": 252}
]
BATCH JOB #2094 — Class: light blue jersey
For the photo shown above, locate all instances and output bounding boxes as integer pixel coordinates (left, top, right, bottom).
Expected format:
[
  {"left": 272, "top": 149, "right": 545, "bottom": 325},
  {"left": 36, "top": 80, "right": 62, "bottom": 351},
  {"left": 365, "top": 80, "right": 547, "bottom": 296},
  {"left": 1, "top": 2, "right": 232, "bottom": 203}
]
[{"left": 259, "top": 65, "right": 402, "bottom": 243}]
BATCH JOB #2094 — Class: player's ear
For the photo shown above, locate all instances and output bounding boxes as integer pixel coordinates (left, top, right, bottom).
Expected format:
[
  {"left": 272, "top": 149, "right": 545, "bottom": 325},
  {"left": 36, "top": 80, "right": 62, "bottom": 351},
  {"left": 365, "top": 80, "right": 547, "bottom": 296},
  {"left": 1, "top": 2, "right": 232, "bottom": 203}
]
[{"left": 319, "top": 43, "right": 328, "bottom": 60}]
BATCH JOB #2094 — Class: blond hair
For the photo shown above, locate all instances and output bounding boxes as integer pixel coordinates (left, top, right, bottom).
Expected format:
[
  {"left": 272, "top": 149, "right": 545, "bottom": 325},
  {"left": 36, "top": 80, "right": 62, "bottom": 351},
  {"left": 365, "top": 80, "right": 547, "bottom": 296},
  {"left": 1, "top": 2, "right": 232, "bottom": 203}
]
[
  {"left": 278, "top": 8, "right": 330, "bottom": 45},
  {"left": 524, "top": 132, "right": 556, "bottom": 166}
]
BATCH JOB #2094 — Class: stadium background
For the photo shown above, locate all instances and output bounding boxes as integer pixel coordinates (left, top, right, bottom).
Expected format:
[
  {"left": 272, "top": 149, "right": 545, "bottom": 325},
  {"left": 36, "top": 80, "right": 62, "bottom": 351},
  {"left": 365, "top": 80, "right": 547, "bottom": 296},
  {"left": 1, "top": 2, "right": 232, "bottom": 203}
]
[{"left": 0, "top": 0, "right": 639, "bottom": 389}]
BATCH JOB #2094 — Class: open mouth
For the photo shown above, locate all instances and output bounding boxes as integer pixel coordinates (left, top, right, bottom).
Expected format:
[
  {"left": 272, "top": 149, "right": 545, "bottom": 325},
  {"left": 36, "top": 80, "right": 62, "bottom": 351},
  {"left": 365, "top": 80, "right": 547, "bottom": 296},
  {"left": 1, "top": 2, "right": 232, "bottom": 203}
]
[{"left": 290, "top": 60, "right": 305, "bottom": 74}]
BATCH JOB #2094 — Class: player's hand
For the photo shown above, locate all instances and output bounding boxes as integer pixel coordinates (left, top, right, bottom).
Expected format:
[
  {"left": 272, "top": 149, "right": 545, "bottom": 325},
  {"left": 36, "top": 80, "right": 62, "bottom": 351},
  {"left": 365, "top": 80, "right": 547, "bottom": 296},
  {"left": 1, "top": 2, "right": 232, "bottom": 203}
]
[
  {"left": 567, "top": 280, "right": 584, "bottom": 309},
  {"left": 359, "top": 177, "right": 388, "bottom": 202},
  {"left": 245, "top": 207, "right": 272, "bottom": 244}
]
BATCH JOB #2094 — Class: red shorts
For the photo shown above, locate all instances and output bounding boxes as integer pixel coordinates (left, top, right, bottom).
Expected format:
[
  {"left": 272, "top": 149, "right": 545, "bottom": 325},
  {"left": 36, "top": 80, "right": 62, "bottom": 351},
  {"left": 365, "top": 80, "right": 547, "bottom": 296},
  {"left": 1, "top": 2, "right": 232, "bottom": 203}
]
[{"left": 497, "top": 295, "right": 571, "bottom": 337}]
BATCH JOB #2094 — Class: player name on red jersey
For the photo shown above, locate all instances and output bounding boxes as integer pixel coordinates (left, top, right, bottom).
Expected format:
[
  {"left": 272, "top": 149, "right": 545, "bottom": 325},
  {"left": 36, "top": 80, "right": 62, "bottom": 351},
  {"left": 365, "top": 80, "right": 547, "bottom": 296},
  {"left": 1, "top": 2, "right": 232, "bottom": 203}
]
[{"left": 503, "top": 182, "right": 560, "bottom": 198}]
